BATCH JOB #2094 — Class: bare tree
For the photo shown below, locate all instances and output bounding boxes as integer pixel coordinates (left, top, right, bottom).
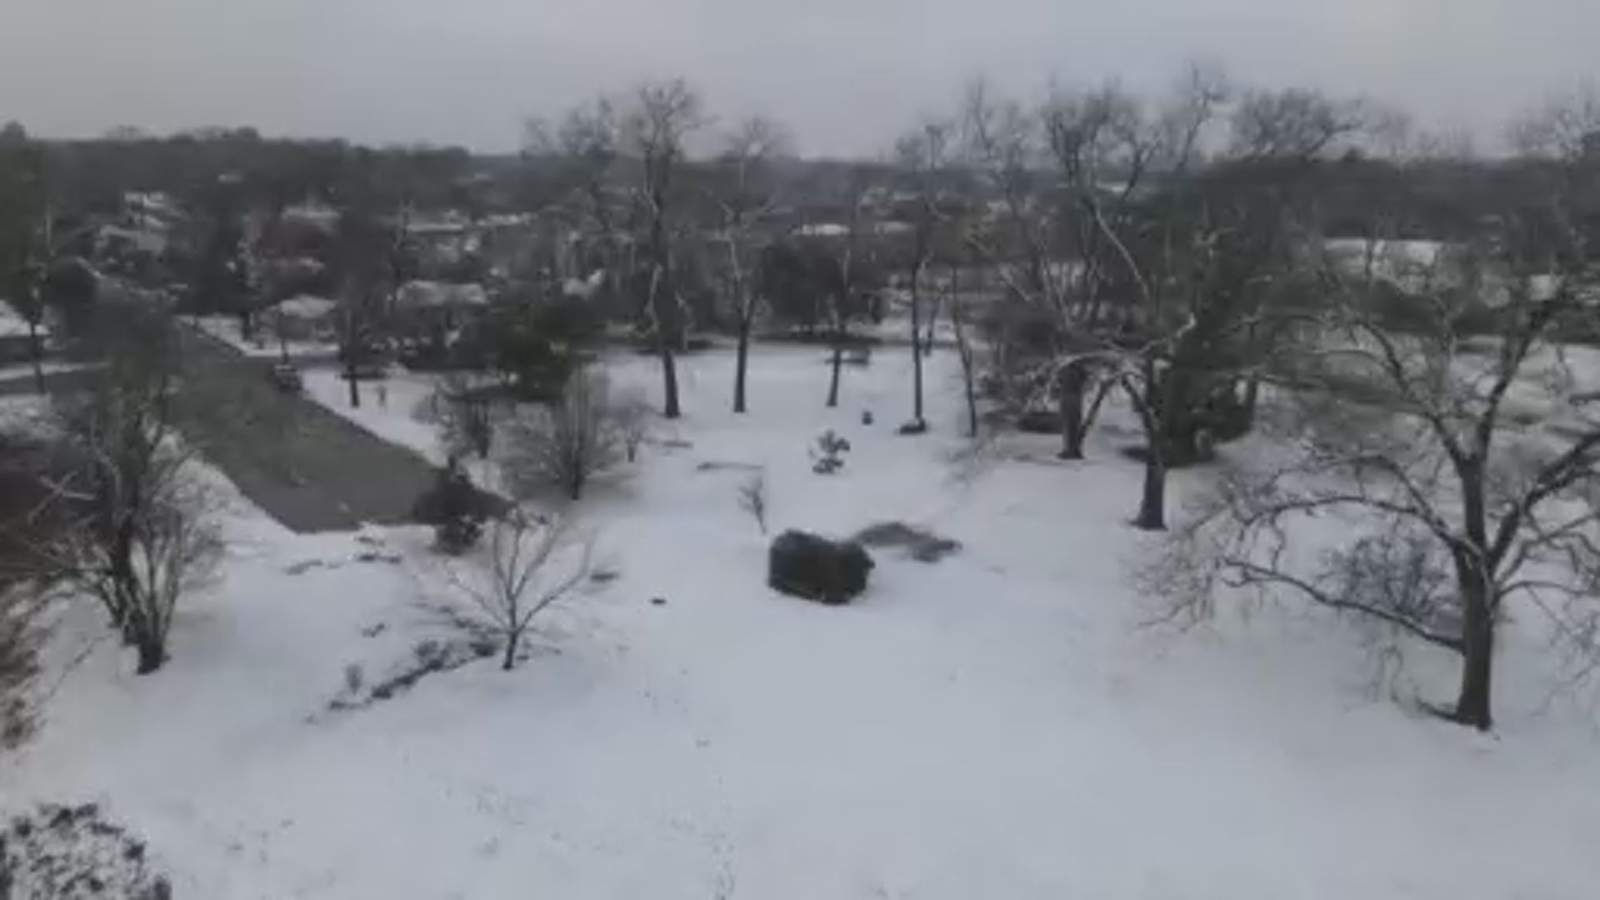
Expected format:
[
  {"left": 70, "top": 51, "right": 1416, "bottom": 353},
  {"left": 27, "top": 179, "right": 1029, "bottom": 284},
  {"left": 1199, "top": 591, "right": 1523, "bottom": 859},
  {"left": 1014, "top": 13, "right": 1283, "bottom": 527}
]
[
  {"left": 333, "top": 205, "right": 392, "bottom": 409},
  {"left": 1036, "top": 71, "right": 1357, "bottom": 528},
  {"left": 960, "top": 78, "right": 1119, "bottom": 460},
  {"left": 711, "top": 116, "right": 790, "bottom": 413},
  {"left": 1163, "top": 183, "right": 1600, "bottom": 729},
  {"left": 526, "top": 98, "right": 623, "bottom": 292},
  {"left": 430, "top": 372, "right": 498, "bottom": 461},
  {"left": 503, "top": 369, "right": 622, "bottom": 501},
  {"left": 947, "top": 265, "right": 982, "bottom": 438},
  {"left": 894, "top": 119, "right": 954, "bottom": 430},
  {"left": 809, "top": 169, "right": 879, "bottom": 409},
  {"left": 623, "top": 78, "right": 707, "bottom": 419},
  {"left": 445, "top": 510, "right": 592, "bottom": 670},
  {"left": 38, "top": 313, "right": 221, "bottom": 674}
]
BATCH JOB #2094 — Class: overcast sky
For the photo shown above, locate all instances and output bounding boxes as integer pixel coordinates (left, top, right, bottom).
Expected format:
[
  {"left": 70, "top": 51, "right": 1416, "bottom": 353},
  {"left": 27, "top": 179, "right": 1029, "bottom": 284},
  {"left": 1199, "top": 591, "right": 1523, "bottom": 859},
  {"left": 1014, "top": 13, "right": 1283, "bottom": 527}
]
[{"left": 1, "top": 0, "right": 1595, "bottom": 157}]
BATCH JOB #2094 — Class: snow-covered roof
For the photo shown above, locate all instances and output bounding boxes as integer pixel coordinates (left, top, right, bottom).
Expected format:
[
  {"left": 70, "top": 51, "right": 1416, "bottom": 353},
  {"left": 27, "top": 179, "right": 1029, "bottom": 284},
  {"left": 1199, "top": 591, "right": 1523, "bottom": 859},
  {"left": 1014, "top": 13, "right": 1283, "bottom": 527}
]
[
  {"left": 97, "top": 224, "right": 167, "bottom": 255},
  {"left": 798, "top": 223, "right": 849, "bottom": 237},
  {"left": 798, "top": 221, "right": 914, "bottom": 238},
  {"left": 562, "top": 270, "right": 605, "bottom": 300},
  {"left": 123, "top": 191, "right": 179, "bottom": 217},
  {"left": 0, "top": 300, "right": 46, "bottom": 338},
  {"left": 283, "top": 203, "right": 340, "bottom": 230},
  {"left": 481, "top": 213, "right": 535, "bottom": 229},
  {"left": 272, "top": 295, "right": 338, "bottom": 320},
  {"left": 1324, "top": 239, "right": 1448, "bottom": 270},
  {"left": 395, "top": 280, "right": 488, "bottom": 310}
]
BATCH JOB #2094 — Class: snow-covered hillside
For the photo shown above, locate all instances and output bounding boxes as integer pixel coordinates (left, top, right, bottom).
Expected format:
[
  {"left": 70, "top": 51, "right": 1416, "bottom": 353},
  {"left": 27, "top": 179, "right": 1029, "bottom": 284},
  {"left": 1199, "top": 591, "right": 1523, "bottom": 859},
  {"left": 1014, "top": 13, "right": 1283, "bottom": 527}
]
[{"left": 5, "top": 347, "right": 1600, "bottom": 898}]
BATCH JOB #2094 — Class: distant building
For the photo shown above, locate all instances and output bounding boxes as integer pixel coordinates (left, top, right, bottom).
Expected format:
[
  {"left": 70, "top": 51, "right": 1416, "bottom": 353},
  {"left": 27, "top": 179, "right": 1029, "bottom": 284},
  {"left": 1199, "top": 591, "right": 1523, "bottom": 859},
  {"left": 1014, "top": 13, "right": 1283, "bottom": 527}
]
[{"left": 0, "top": 300, "right": 48, "bottom": 364}]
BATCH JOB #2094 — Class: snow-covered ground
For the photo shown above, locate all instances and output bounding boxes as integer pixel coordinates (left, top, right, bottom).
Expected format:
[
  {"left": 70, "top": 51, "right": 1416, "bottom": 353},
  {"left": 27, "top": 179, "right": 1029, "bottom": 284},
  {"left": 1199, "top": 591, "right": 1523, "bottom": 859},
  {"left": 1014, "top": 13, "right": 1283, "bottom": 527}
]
[
  {"left": 0, "top": 359, "right": 99, "bottom": 385},
  {"left": 302, "top": 366, "right": 446, "bottom": 465},
  {"left": 6, "top": 345, "right": 1600, "bottom": 898}
]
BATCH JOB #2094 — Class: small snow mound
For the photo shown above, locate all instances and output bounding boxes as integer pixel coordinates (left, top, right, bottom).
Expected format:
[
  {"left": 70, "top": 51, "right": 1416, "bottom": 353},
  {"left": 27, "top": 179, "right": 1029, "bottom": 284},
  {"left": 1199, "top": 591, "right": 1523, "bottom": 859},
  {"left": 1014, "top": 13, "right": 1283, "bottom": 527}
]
[{"left": 853, "top": 521, "right": 961, "bottom": 563}]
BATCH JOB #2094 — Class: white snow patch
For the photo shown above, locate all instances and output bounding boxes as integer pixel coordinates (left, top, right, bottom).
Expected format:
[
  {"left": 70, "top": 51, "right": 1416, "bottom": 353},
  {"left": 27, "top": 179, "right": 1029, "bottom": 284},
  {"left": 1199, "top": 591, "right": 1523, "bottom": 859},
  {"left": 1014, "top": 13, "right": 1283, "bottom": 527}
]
[{"left": 3, "top": 345, "right": 1599, "bottom": 898}]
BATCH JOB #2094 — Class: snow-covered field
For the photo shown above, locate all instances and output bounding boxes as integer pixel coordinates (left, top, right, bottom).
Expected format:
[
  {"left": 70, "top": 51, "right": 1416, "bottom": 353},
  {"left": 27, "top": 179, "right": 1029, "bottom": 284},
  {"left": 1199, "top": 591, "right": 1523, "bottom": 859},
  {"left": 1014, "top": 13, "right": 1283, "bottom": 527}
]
[{"left": 6, "top": 345, "right": 1600, "bottom": 898}]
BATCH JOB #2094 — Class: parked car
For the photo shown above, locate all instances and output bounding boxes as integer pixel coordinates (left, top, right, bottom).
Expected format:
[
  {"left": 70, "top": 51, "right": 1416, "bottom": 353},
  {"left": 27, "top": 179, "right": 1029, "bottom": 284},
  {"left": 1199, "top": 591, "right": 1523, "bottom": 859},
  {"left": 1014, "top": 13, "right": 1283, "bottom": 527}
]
[{"left": 268, "top": 363, "right": 304, "bottom": 393}]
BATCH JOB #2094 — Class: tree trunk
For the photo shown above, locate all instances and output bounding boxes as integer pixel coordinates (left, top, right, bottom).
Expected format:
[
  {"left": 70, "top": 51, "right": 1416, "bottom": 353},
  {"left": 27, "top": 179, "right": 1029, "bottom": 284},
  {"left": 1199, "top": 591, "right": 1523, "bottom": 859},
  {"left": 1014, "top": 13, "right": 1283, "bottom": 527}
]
[
  {"left": 346, "top": 364, "right": 360, "bottom": 409},
  {"left": 1058, "top": 363, "right": 1086, "bottom": 460},
  {"left": 134, "top": 633, "right": 164, "bottom": 675},
  {"left": 733, "top": 314, "right": 751, "bottom": 414},
  {"left": 1135, "top": 449, "right": 1167, "bottom": 530},
  {"left": 827, "top": 341, "right": 843, "bottom": 408},
  {"left": 648, "top": 263, "right": 682, "bottom": 420},
  {"left": 1242, "top": 375, "right": 1260, "bottom": 428},
  {"left": 1453, "top": 573, "right": 1494, "bottom": 730},
  {"left": 962, "top": 360, "right": 979, "bottom": 438},
  {"left": 27, "top": 319, "right": 44, "bottom": 394},
  {"left": 910, "top": 279, "right": 925, "bottom": 425},
  {"left": 659, "top": 338, "right": 680, "bottom": 419},
  {"left": 1133, "top": 374, "right": 1167, "bottom": 531},
  {"left": 502, "top": 630, "right": 518, "bottom": 671}
]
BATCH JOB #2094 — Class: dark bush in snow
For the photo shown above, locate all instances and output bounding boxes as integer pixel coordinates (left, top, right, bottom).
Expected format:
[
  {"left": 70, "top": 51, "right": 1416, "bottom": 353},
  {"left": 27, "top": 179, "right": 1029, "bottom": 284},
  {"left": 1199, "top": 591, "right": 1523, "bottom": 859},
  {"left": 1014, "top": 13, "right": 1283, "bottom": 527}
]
[
  {"left": 1, "top": 802, "right": 171, "bottom": 900},
  {"left": 412, "top": 460, "right": 487, "bottom": 554},
  {"left": 767, "top": 530, "right": 874, "bottom": 604}
]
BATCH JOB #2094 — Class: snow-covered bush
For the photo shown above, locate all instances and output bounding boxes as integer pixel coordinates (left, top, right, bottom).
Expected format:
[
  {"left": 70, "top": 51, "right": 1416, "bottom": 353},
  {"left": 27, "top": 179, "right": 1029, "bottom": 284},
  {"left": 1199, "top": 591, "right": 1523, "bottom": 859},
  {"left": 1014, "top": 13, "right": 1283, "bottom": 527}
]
[{"left": 810, "top": 429, "right": 851, "bottom": 475}]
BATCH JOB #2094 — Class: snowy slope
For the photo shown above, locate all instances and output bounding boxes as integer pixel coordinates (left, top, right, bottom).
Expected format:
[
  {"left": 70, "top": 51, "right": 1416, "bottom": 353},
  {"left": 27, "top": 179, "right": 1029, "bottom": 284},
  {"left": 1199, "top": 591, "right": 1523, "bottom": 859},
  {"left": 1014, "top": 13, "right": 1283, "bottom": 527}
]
[{"left": 5, "top": 346, "right": 1600, "bottom": 898}]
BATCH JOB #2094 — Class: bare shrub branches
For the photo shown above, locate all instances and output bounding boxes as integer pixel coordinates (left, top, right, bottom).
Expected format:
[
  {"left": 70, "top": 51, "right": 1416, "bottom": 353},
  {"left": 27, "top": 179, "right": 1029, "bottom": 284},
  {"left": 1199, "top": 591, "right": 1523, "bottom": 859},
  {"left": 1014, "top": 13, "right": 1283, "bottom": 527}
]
[
  {"left": 737, "top": 473, "right": 769, "bottom": 535},
  {"left": 502, "top": 369, "right": 623, "bottom": 501},
  {"left": 30, "top": 311, "right": 221, "bottom": 674},
  {"left": 429, "top": 372, "right": 500, "bottom": 462},
  {"left": 444, "top": 510, "right": 593, "bottom": 670}
]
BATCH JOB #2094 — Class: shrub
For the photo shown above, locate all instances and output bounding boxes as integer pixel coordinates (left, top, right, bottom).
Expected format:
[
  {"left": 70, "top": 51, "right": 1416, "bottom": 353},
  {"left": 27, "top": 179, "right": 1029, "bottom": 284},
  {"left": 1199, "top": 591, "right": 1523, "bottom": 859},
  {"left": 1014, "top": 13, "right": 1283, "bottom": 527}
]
[
  {"left": 767, "top": 530, "right": 874, "bottom": 604},
  {"left": 810, "top": 429, "right": 851, "bottom": 475},
  {"left": 737, "top": 473, "right": 769, "bottom": 535},
  {"left": 413, "top": 460, "right": 486, "bottom": 554}
]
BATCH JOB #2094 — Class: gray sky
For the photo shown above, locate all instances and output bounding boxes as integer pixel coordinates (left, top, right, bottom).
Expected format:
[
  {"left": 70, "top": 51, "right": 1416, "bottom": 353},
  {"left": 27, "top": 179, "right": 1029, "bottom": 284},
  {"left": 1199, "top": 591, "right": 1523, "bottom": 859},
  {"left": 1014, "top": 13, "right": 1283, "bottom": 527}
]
[{"left": 2, "top": 0, "right": 1595, "bottom": 157}]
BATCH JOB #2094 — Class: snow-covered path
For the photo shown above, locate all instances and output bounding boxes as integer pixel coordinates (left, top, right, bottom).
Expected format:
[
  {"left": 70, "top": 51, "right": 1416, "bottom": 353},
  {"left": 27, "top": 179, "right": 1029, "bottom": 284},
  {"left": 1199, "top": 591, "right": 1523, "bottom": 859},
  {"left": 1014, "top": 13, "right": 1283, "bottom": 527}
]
[{"left": 6, "top": 347, "right": 1600, "bottom": 898}]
